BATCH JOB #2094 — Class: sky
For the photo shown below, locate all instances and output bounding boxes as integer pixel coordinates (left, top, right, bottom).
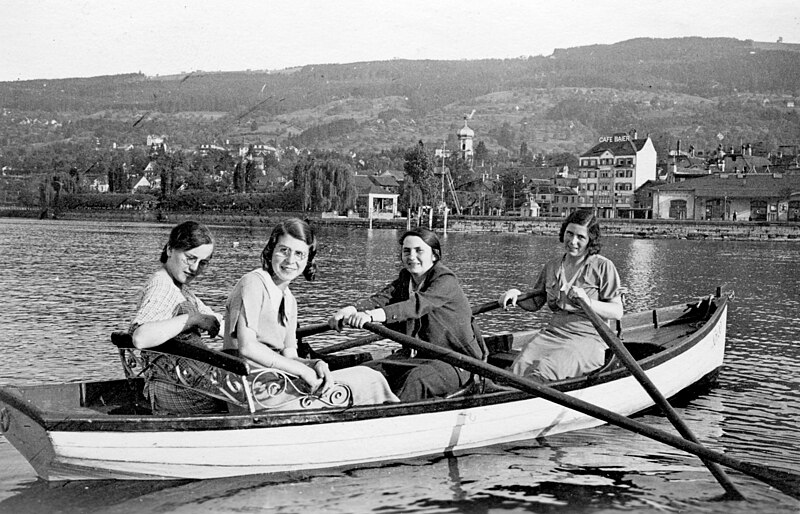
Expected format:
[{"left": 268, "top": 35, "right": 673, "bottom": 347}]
[{"left": 2, "top": 0, "right": 799, "bottom": 82}]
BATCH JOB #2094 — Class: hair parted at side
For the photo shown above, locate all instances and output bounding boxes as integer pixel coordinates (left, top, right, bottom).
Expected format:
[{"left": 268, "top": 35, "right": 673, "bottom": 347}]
[
  {"left": 160, "top": 221, "right": 214, "bottom": 263},
  {"left": 398, "top": 227, "right": 442, "bottom": 262},
  {"left": 261, "top": 218, "right": 318, "bottom": 281},
  {"left": 559, "top": 209, "right": 602, "bottom": 255}
]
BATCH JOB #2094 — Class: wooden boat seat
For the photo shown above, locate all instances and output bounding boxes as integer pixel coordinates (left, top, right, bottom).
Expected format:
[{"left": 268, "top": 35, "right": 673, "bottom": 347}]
[{"left": 110, "top": 332, "right": 353, "bottom": 413}]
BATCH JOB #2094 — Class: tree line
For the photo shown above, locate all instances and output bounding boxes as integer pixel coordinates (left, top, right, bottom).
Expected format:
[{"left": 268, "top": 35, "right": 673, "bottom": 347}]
[{"left": 9, "top": 137, "right": 573, "bottom": 217}]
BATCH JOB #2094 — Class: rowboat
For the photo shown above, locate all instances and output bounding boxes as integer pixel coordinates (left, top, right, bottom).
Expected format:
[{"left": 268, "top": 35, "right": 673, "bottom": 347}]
[{"left": 0, "top": 292, "right": 729, "bottom": 482}]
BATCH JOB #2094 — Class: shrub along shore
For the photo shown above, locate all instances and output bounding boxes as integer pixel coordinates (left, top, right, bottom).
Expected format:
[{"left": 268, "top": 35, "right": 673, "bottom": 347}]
[{"left": 3, "top": 208, "right": 800, "bottom": 241}]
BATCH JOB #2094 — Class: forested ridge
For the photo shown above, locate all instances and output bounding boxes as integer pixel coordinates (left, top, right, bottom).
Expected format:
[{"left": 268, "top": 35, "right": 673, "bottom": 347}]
[{"left": 2, "top": 37, "right": 800, "bottom": 162}]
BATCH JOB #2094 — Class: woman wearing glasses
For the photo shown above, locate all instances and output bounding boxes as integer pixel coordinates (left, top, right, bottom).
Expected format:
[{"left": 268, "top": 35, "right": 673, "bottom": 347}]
[
  {"left": 130, "top": 220, "right": 225, "bottom": 414},
  {"left": 223, "top": 218, "right": 398, "bottom": 406}
]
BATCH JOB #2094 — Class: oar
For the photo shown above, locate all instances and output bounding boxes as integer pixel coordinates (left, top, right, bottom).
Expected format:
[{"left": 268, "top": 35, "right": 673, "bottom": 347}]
[
  {"left": 574, "top": 296, "right": 745, "bottom": 500},
  {"left": 314, "top": 334, "right": 384, "bottom": 356},
  {"left": 296, "top": 321, "right": 333, "bottom": 339},
  {"left": 297, "top": 292, "right": 534, "bottom": 348},
  {"left": 360, "top": 322, "right": 800, "bottom": 500}
]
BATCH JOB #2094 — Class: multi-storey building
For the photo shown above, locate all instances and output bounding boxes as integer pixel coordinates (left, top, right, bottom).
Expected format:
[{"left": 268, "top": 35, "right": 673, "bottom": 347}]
[{"left": 577, "top": 132, "right": 656, "bottom": 218}]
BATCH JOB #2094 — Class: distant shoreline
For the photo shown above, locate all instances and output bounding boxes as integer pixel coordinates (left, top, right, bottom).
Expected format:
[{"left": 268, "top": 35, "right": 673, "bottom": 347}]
[{"left": 3, "top": 209, "right": 800, "bottom": 241}]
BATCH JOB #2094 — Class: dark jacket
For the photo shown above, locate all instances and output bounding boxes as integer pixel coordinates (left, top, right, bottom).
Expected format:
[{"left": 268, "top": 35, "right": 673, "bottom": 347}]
[{"left": 354, "top": 262, "right": 482, "bottom": 360}]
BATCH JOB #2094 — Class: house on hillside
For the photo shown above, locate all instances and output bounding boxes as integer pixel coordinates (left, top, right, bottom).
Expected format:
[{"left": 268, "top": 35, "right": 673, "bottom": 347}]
[
  {"left": 651, "top": 172, "right": 800, "bottom": 221},
  {"left": 131, "top": 175, "right": 151, "bottom": 192},
  {"left": 88, "top": 175, "right": 109, "bottom": 193},
  {"left": 708, "top": 145, "right": 771, "bottom": 174}
]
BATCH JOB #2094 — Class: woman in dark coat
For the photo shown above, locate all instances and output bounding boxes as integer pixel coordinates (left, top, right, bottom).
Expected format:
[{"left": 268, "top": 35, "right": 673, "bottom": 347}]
[{"left": 329, "top": 228, "right": 482, "bottom": 401}]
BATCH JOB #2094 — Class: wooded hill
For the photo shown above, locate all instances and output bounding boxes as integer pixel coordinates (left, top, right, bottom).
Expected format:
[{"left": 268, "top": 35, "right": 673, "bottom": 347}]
[{"left": 2, "top": 37, "right": 800, "bottom": 164}]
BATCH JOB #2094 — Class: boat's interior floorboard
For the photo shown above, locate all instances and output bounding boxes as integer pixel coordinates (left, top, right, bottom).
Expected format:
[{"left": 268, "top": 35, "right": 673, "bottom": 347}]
[{"left": 621, "top": 320, "right": 700, "bottom": 348}]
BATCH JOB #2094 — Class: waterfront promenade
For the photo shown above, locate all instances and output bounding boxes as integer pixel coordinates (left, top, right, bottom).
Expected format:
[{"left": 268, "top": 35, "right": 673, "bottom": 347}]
[{"left": 4, "top": 208, "right": 799, "bottom": 241}]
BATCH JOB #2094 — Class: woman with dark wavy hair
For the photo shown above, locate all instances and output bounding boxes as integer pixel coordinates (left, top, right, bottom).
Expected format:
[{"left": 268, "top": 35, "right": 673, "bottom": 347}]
[
  {"left": 224, "top": 218, "right": 398, "bottom": 405},
  {"left": 130, "top": 220, "right": 225, "bottom": 414},
  {"left": 329, "top": 227, "right": 482, "bottom": 401},
  {"left": 498, "top": 209, "right": 623, "bottom": 381}
]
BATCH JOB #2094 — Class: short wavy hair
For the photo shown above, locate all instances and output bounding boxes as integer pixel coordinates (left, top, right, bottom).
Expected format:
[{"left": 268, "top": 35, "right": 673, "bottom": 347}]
[
  {"left": 559, "top": 210, "right": 602, "bottom": 255},
  {"left": 160, "top": 221, "right": 214, "bottom": 263},
  {"left": 398, "top": 227, "right": 442, "bottom": 262},
  {"left": 261, "top": 218, "right": 317, "bottom": 281}
]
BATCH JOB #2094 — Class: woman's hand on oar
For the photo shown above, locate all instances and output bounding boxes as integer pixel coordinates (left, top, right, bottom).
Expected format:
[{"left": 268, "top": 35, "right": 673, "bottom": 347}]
[
  {"left": 359, "top": 321, "right": 800, "bottom": 501},
  {"left": 300, "top": 292, "right": 535, "bottom": 341},
  {"left": 574, "top": 295, "right": 745, "bottom": 500},
  {"left": 472, "top": 291, "right": 535, "bottom": 316}
]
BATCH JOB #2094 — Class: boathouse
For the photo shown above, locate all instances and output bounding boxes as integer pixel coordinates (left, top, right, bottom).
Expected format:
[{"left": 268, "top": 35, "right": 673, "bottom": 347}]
[{"left": 651, "top": 172, "right": 800, "bottom": 221}]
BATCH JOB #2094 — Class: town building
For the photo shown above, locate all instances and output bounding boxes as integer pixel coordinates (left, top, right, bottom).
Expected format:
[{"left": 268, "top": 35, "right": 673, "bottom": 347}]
[
  {"left": 651, "top": 172, "right": 800, "bottom": 221},
  {"left": 353, "top": 173, "right": 400, "bottom": 219},
  {"left": 577, "top": 132, "right": 657, "bottom": 218}
]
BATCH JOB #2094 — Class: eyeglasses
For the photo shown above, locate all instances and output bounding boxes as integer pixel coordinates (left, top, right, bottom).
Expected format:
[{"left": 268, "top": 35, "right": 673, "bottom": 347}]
[
  {"left": 182, "top": 252, "right": 211, "bottom": 269},
  {"left": 275, "top": 245, "right": 307, "bottom": 261}
]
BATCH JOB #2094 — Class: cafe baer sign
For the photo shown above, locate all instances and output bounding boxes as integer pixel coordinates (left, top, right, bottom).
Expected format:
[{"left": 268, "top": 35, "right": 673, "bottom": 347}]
[{"left": 598, "top": 133, "right": 632, "bottom": 143}]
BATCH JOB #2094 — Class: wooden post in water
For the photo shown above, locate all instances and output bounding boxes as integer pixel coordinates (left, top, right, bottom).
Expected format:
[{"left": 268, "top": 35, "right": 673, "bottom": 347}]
[{"left": 443, "top": 207, "right": 448, "bottom": 235}]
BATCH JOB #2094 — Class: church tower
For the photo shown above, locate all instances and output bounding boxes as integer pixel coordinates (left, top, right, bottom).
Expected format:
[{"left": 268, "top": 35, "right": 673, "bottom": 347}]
[{"left": 457, "top": 116, "right": 474, "bottom": 167}]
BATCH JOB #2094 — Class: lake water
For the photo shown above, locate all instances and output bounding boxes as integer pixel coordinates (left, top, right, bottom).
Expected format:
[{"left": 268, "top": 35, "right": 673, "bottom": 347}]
[{"left": 0, "top": 218, "right": 798, "bottom": 513}]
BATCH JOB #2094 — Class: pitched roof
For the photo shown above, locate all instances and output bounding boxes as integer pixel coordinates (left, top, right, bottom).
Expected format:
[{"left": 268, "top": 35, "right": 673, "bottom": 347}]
[
  {"left": 652, "top": 173, "right": 800, "bottom": 198},
  {"left": 371, "top": 174, "right": 400, "bottom": 188},
  {"left": 581, "top": 138, "right": 649, "bottom": 158},
  {"left": 353, "top": 174, "right": 397, "bottom": 195}
]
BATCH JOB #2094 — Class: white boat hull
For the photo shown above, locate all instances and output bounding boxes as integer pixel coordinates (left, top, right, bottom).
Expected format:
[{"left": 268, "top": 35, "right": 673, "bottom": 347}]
[{"left": 1, "top": 304, "right": 727, "bottom": 481}]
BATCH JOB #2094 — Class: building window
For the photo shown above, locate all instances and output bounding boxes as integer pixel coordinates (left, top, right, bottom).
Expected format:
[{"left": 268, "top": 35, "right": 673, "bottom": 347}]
[
  {"left": 750, "top": 200, "right": 768, "bottom": 221},
  {"left": 669, "top": 200, "right": 687, "bottom": 219},
  {"left": 626, "top": 170, "right": 633, "bottom": 178},
  {"left": 788, "top": 200, "right": 800, "bottom": 221}
]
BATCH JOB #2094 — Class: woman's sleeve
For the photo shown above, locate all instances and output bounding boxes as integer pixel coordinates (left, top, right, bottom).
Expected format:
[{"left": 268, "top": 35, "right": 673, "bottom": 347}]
[
  {"left": 597, "top": 258, "right": 622, "bottom": 301},
  {"left": 228, "top": 274, "right": 266, "bottom": 337},
  {"left": 381, "top": 272, "right": 458, "bottom": 322},
  {"left": 130, "top": 273, "right": 176, "bottom": 330},
  {"left": 354, "top": 277, "right": 401, "bottom": 311}
]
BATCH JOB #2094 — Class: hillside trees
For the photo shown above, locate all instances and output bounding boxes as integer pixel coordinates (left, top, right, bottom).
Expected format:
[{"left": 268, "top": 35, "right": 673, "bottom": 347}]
[
  {"left": 499, "top": 169, "right": 526, "bottom": 212},
  {"left": 292, "top": 153, "right": 357, "bottom": 212},
  {"left": 402, "top": 141, "right": 438, "bottom": 213},
  {"left": 474, "top": 141, "right": 489, "bottom": 166}
]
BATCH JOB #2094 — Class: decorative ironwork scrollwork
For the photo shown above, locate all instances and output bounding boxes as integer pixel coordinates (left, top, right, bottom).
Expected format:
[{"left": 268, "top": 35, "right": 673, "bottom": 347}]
[
  {"left": 249, "top": 368, "right": 352, "bottom": 410},
  {"left": 118, "top": 348, "right": 352, "bottom": 412}
]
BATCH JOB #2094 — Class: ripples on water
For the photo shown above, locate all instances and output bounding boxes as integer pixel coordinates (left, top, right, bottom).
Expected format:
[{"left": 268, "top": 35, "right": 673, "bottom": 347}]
[{"left": 0, "top": 218, "right": 798, "bottom": 513}]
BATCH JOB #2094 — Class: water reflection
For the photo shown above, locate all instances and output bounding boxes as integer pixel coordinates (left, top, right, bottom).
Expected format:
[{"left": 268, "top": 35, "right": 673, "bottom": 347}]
[{"left": 1, "top": 219, "right": 799, "bottom": 512}]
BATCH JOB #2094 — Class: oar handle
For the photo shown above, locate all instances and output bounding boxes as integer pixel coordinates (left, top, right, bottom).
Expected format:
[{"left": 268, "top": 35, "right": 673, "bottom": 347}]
[
  {"left": 314, "top": 334, "right": 384, "bottom": 356},
  {"left": 298, "top": 291, "right": 536, "bottom": 342},
  {"left": 471, "top": 291, "right": 535, "bottom": 316},
  {"left": 296, "top": 321, "right": 334, "bottom": 339},
  {"left": 360, "top": 321, "right": 800, "bottom": 501}
]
